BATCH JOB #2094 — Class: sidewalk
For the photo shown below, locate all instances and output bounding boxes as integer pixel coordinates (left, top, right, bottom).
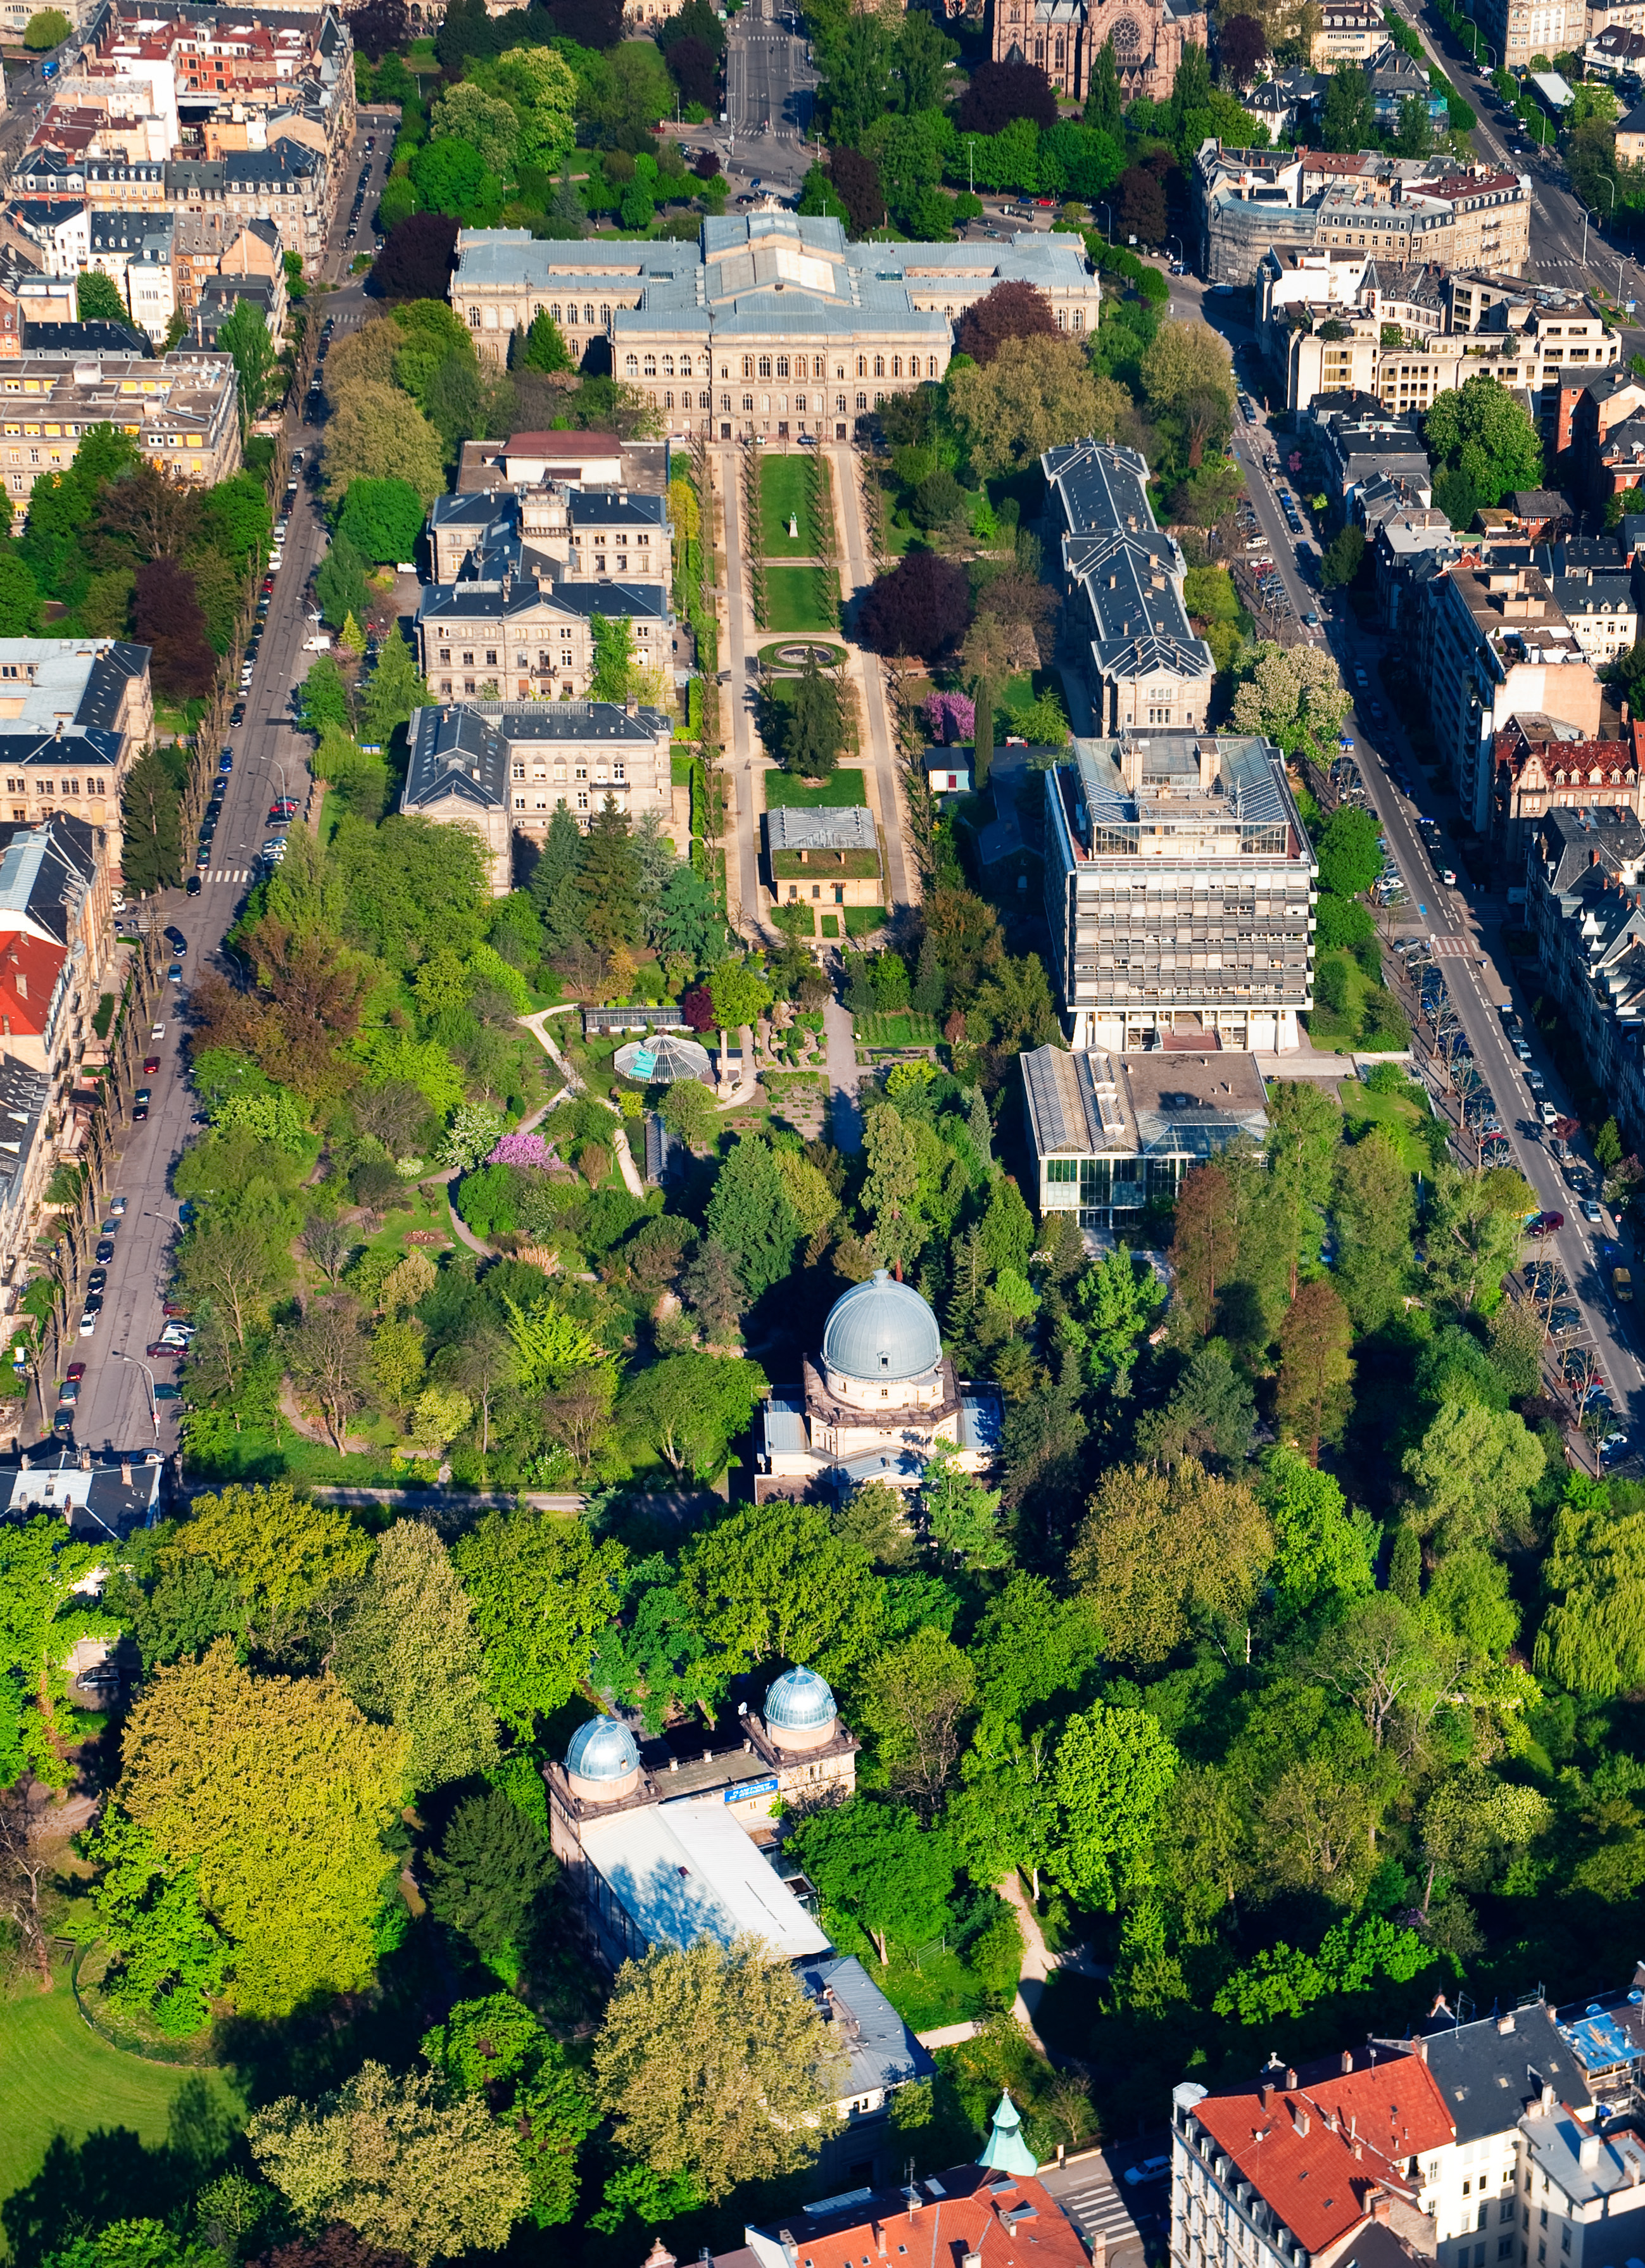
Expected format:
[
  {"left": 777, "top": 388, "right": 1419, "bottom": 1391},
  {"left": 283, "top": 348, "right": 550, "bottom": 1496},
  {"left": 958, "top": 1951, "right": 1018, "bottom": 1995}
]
[{"left": 823, "top": 993, "right": 862, "bottom": 1151}]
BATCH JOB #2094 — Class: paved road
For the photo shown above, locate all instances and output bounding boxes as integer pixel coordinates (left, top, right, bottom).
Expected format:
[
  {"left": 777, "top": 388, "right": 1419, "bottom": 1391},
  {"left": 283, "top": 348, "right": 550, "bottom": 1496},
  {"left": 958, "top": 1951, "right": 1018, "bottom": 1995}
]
[
  {"left": 1040, "top": 2148, "right": 1168, "bottom": 2268},
  {"left": 67, "top": 118, "right": 384, "bottom": 1456},
  {"left": 715, "top": 0, "right": 817, "bottom": 191},
  {"left": 1204, "top": 314, "right": 1641, "bottom": 1447}
]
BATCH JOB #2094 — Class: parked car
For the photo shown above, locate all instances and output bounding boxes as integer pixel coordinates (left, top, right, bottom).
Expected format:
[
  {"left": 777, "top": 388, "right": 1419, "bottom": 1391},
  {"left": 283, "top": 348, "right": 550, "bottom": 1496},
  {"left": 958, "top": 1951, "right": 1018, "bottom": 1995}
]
[
  {"left": 142, "top": 1055, "right": 160, "bottom": 1074},
  {"left": 94, "top": 1238, "right": 114, "bottom": 1263},
  {"left": 186, "top": 875, "right": 201, "bottom": 897},
  {"left": 146, "top": 1342, "right": 184, "bottom": 1359},
  {"left": 1583, "top": 1199, "right": 1603, "bottom": 1223},
  {"left": 78, "top": 1310, "right": 96, "bottom": 1336}
]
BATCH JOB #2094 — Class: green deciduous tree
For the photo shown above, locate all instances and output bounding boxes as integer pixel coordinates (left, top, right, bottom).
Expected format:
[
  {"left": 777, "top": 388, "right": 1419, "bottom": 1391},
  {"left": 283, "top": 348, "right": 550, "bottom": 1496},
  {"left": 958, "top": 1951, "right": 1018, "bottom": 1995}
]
[
  {"left": 1425, "top": 1162, "right": 1537, "bottom": 1313},
  {"left": 161, "top": 1482, "right": 371, "bottom": 1659},
  {"left": 1261, "top": 1447, "right": 1376, "bottom": 1622},
  {"left": 218, "top": 298, "right": 278, "bottom": 424},
  {"left": 1314, "top": 805, "right": 1383, "bottom": 899},
  {"left": 332, "top": 1520, "right": 499, "bottom": 1796},
  {"left": 0, "top": 1516, "right": 118, "bottom": 1787},
  {"left": 593, "top": 1936, "right": 846, "bottom": 2201},
  {"left": 422, "top": 1992, "right": 597, "bottom": 2229},
  {"left": 920, "top": 1445, "right": 1007, "bottom": 1571},
  {"left": 1404, "top": 1399, "right": 1545, "bottom": 1551},
  {"left": 249, "top": 2062, "right": 530, "bottom": 2266},
  {"left": 451, "top": 1510, "right": 625, "bottom": 1738},
  {"left": 337, "top": 478, "right": 427, "bottom": 567},
  {"left": 1049, "top": 1701, "right": 1179, "bottom": 1909},
  {"left": 1275, "top": 1278, "right": 1354, "bottom": 1463},
  {"left": 857, "top": 1627, "right": 975, "bottom": 1817},
  {"left": 122, "top": 745, "right": 184, "bottom": 895},
  {"left": 1535, "top": 1478, "right": 1645, "bottom": 1696},
  {"left": 117, "top": 1640, "right": 408, "bottom": 2017},
  {"left": 316, "top": 529, "right": 370, "bottom": 631},
  {"left": 77, "top": 269, "right": 129, "bottom": 326},
  {"left": 791, "top": 1798, "right": 957, "bottom": 1962},
  {"left": 676, "top": 1499, "right": 883, "bottom": 1685},
  {"left": 1070, "top": 1459, "right": 1271, "bottom": 1665},
  {"left": 947, "top": 336, "right": 1131, "bottom": 479},
  {"left": 1423, "top": 371, "right": 1543, "bottom": 511}
]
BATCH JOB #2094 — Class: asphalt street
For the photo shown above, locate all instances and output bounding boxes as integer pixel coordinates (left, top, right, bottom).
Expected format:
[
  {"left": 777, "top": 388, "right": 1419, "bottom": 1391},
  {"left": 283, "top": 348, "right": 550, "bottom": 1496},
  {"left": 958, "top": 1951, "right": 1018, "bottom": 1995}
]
[
  {"left": 1197, "top": 299, "right": 1642, "bottom": 1447},
  {"left": 715, "top": 2, "right": 818, "bottom": 192},
  {"left": 66, "top": 118, "right": 390, "bottom": 1456}
]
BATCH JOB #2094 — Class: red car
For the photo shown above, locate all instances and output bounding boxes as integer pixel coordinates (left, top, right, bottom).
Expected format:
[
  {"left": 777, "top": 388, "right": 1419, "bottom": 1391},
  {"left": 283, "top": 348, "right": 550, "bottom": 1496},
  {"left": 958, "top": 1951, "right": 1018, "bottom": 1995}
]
[
  {"left": 1535, "top": 1210, "right": 1566, "bottom": 1235},
  {"left": 268, "top": 799, "right": 299, "bottom": 822},
  {"left": 146, "top": 1342, "right": 184, "bottom": 1359},
  {"left": 142, "top": 1055, "right": 160, "bottom": 1074},
  {"left": 162, "top": 1300, "right": 189, "bottom": 1319},
  {"left": 65, "top": 1361, "right": 85, "bottom": 1382}
]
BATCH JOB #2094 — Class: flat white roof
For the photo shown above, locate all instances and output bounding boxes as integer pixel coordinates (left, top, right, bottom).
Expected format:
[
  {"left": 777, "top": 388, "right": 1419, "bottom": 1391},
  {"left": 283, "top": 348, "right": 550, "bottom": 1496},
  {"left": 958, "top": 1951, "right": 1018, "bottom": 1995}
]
[{"left": 579, "top": 1796, "right": 829, "bottom": 1958}]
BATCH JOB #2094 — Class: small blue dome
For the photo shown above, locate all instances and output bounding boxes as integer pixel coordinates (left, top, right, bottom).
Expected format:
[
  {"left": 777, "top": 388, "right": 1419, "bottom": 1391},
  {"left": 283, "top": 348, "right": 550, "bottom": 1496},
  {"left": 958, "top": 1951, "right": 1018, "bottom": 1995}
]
[
  {"left": 821, "top": 1269, "right": 941, "bottom": 1383},
  {"left": 566, "top": 1716, "right": 641, "bottom": 1780},
  {"left": 766, "top": 1665, "right": 837, "bottom": 1732}
]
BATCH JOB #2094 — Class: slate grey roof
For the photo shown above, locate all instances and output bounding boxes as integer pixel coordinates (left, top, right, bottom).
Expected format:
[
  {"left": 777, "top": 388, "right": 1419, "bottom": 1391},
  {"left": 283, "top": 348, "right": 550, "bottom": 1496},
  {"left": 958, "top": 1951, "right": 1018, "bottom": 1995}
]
[
  {"left": 22, "top": 321, "right": 148, "bottom": 357},
  {"left": 1043, "top": 439, "right": 1214, "bottom": 678},
  {"left": 0, "top": 1440, "right": 163, "bottom": 1538},
  {"left": 1409, "top": 2003, "right": 1594, "bottom": 2140},
  {"left": 791, "top": 1952, "right": 934, "bottom": 2097},
  {"left": 0, "top": 1054, "right": 49, "bottom": 1216},
  {"left": 405, "top": 700, "right": 672, "bottom": 817},
  {"left": 570, "top": 489, "right": 666, "bottom": 531},
  {"left": 417, "top": 577, "right": 669, "bottom": 627},
  {"left": 766, "top": 805, "right": 878, "bottom": 855}
]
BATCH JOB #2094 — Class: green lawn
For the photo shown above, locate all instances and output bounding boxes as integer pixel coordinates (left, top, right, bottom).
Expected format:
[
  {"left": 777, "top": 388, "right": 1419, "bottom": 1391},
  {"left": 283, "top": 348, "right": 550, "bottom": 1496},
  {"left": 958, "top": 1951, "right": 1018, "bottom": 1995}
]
[
  {"left": 843, "top": 905, "right": 885, "bottom": 938},
  {"left": 0, "top": 1963, "right": 240, "bottom": 2205},
  {"left": 760, "top": 457, "right": 816, "bottom": 558},
  {"left": 765, "top": 566, "right": 838, "bottom": 634},
  {"left": 764, "top": 766, "right": 867, "bottom": 810},
  {"left": 1342, "top": 1079, "right": 1446, "bottom": 1174}
]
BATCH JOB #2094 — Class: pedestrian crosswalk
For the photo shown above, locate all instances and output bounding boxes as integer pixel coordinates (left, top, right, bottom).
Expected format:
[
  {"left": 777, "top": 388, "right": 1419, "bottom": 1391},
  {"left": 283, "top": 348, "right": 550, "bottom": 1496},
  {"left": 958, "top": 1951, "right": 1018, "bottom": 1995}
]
[
  {"left": 1049, "top": 2173, "right": 1158, "bottom": 2260},
  {"left": 1430, "top": 935, "right": 1472, "bottom": 957},
  {"left": 205, "top": 869, "right": 254, "bottom": 884}
]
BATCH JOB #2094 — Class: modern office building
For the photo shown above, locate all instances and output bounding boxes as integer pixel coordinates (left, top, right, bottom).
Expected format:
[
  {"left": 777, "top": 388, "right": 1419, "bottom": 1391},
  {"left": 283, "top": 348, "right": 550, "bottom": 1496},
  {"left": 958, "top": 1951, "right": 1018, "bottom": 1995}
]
[
  {"left": 1021, "top": 1044, "right": 1270, "bottom": 1228},
  {"left": 1040, "top": 731, "right": 1317, "bottom": 1053}
]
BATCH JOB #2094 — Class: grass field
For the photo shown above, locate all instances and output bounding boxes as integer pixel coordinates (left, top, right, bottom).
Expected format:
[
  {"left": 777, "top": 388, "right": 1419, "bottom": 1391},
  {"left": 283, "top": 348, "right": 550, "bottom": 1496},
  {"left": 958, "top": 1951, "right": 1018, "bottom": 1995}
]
[
  {"left": 858, "top": 1011, "right": 941, "bottom": 1047},
  {"left": 765, "top": 566, "right": 838, "bottom": 634},
  {"left": 1341, "top": 1078, "right": 1446, "bottom": 1174},
  {"left": 843, "top": 905, "right": 885, "bottom": 937},
  {"left": 764, "top": 766, "right": 867, "bottom": 810},
  {"left": 0, "top": 1964, "right": 240, "bottom": 2205},
  {"left": 760, "top": 457, "right": 816, "bottom": 558}
]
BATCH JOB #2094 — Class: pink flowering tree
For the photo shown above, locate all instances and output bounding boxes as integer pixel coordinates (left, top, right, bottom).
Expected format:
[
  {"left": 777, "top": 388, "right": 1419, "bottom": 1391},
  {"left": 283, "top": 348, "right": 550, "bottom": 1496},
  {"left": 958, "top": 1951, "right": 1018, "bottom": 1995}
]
[
  {"left": 923, "top": 691, "right": 975, "bottom": 745},
  {"left": 487, "top": 1130, "right": 553, "bottom": 1169}
]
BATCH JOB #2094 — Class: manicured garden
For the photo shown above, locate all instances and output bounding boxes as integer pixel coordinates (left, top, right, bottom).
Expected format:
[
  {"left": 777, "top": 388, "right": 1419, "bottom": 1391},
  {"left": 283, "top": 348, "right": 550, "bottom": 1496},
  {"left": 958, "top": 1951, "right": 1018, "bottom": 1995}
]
[
  {"left": 765, "top": 565, "right": 838, "bottom": 634},
  {"left": 759, "top": 456, "right": 818, "bottom": 558},
  {"left": 764, "top": 766, "right": 867, "bottom": 810}
]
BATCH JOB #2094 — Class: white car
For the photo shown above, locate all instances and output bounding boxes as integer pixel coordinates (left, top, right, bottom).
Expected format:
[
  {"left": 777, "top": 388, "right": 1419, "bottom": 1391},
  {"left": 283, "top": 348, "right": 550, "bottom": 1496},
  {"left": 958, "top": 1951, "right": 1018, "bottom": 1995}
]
[
  {"left": 1125, "top": 2157, "right": 1171, "bottom": 2187},
  {"left": 151, "top": 1021, "right": 165, "bottom": 1040},
  {"left": 78, "top": 1310, "right": 97, "bottom": 1337},
  {"left": 1539, "top": 1100, "right": 1560, "bottom": 1125}
]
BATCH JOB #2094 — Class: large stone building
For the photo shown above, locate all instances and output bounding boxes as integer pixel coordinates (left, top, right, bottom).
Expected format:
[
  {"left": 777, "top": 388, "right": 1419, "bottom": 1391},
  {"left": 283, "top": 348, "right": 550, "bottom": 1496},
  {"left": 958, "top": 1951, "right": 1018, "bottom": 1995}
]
[
  {"left": 0, "top": 350, "right": 239, "bottom": 504},
  {"left": 1309, "top": 0, "right": 1390, "bottom": 65},
  {"left": 0, "top": 638, "right": 152, "bottom": 876},
  {"left": 402, "top": 699, "right": 674, "bottom": 890},
  {"left": 1259, "top": 253, "right": 1618, "bottom": 441},
  {"left": 1043, "top": 438, "right": 1214, "bottom": 734},
  {"left": 757, "top": 1271, "right": 1001, "bottom": 1502},
  {"left": 1430, "top": 561, "right": 1604, "bottom": 833},
  {"left": 1197, "top": 143, "right": 1532, "bottom": 285},
  {"left": 989, "top": 0, "right": 1207, "bottom": 103},
  {"left": 1041, "top": 732, "right": 1318, "bottom": 1054},
  {"left": 1493, "top": 714, "right": 1645, "bottom": 864},
  {"left": 451, "top": 211, "right": 1103, "bottom": 442}
]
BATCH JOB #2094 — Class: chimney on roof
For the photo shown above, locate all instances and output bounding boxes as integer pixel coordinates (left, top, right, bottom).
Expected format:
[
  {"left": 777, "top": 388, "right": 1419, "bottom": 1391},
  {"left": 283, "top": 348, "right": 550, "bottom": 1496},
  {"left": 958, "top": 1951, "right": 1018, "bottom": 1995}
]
[
  {"left": 1498, "top": 2014, "right": 1516, "bottom": 2036},
  {"left": 873, "top": 2227, "right": 888, "bottom": 2260},
  {"left": 1342, "top": 2051, "right": 1354, "bottom": 2074},
  {"left": 1412, "top": 2038, "right": 1428, "bottom": 2063},
  {"left": 1261, "top": 2083, "right": 1275, "bottom": 2109},
  {"left": 1286, "top": 2069, "right": 1299, "bottom": 2089},
  {"left": 1292, "top": 2103, "right": 1311, "bottom": 2138},
  {"left": 1370, "top": 2197, "right": 1391, "bottom": 2225},
  {"left": 120, "top": 1459, "right": 130, "bottom": 1486},
  {"left": 778, "top": 2236, "right": 797, "bottom": 2268},
  {"left": 1541, "top": 2084, "right": 1556, "bottom": 2112}
]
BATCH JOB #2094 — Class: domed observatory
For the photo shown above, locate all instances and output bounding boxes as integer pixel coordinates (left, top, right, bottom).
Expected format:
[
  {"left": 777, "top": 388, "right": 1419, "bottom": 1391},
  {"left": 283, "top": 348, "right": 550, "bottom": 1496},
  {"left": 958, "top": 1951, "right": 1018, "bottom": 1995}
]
[
  {"left": 755, "top": 1269, "right": 1000, "bottom": 1499},
  {"left": 762, "top": 1665, "right": 839, "bottom": 1752},
  {"left": 564, "top": 1715, "right": 643, "bottom": 1805}
]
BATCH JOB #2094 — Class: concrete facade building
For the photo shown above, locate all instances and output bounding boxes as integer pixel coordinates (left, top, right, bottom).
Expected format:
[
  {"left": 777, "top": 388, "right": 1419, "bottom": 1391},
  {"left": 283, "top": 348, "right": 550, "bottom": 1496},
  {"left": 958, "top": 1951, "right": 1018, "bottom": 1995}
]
[
  {"left": 1527, "top": 805, "right": 1645, "bottom": 1148},
  {"left": 1197, "top": 144, "right": 1532, "bottom": 284},
  {"left": 1470, "top": 0, "right": 1589, "bottom": 72},
  {"left": 0, "top": 350, "right": 239, "bottom": 503},
  {"left": 1022, "top": 1043, "right": 1270, "bottom": 1228},
  {"left": 1430, "top": 562, "right": 1604, "bottom": 832},
  {"left": 451, "top": 213, "right": 1102, "bottom": 441},
  {"left": 0, "top": 638, "right": 151, "bottom": 878},
  {"left": 1041, "top": 732, "right": 1317, "bottom": 1054},
  {"left": 1045, "top": 439, "right": 1214, "bottom": 736},
  {"left": 401, "top": 700, "right": 674, "bottom": 889},
  {"left": 1311, "top": 0, "right": 1390, "bottom": 63}
]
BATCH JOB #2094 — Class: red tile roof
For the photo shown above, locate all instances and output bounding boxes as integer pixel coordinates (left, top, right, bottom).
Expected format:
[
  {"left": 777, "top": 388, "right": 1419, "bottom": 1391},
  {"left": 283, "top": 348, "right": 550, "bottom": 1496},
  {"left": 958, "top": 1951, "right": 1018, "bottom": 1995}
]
[
  {"left": 0, "top": 933, "right": 65, "bottom": 1037},
  {"left": 1192, "top": 2056, "right": 1454, "bottom": 2256},
  {"left": 719, "top": 2167, "right": 1088, "bottom": 2268}
]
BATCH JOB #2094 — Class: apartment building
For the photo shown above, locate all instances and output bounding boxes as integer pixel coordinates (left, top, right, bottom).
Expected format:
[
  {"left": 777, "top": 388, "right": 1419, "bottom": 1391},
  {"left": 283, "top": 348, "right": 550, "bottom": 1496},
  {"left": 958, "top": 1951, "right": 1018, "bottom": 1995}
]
[
  {"left": 1043, "top": 438, "right": 1214, "bottom": 736},
  {"left": 0, "top": 639, "right": 153, "bottom": 874},
  {"left": 1528, "top": 805, "right": 1645, "bottom": 1141},
  {"left": 6, "top": 203, "right": 92, "bottom": 280},
  {"left": 1470, "top": 0, "right": 1589, "bottom": 71},
  {"left": 1173, "top": 2003, "right": 1607, "bottom": 2268},
  {"left": 402, "top": 701, "right": 674, "bottom": 889},
  {"left": 0, "top": 351, "right": 239, "bottom": 503},
  {"left": 1197, "top": 143, "right": 1532, "bottom": 284},
  {"left": 88, "top": 208, "right": 176, "bottom": 339},
  {"left": 451, "top": 211, "right": 1102, "bottom": 439},
  {"left": 0, "top": 812, "right": 120, "bottom": 1101},
  {"left": 165, "top": 143, "right": 327, "bottom": 265},
  {"left": 1311, "top": 0, "right": 1389, "bottom": 62},
  {"left": 1432, "top": 562, "right": 1604, "bottom": 831},
  {"left": 88, "top": 2, "right": 355, "bottom": 158},
  {"left": 1493, "top": 714, "right": 1645, "bottom": 862},
  {"left": 1040, "top": 731, "right": 1316, "bottom": 1054}
]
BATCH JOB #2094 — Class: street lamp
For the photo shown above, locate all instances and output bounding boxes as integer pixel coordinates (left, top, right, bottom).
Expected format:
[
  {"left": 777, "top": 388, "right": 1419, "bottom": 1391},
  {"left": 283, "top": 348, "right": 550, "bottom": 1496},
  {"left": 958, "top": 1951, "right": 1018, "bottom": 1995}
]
[
  {"left": 1097, "top": 201, "right": 1113, "bottom": 244},
  {"left": 112, "top": 1346, "right": 158, "bottom": 1440},
  {"left": 1168, "top": 232, "right": 1183, "bottom": 268}
]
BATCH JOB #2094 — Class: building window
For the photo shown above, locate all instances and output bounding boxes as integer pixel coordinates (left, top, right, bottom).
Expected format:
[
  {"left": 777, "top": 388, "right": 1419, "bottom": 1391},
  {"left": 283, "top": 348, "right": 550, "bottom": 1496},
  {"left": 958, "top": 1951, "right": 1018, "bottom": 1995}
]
[
  {"left": 743, "top": 354, "right": 755, "bottom": 378},
  {"left": 758, "top": 355, "right": 772, "bottom": 379},
  {"left": 874, "top": 355, "right": 885, "bottom": 377},
  {"left": 743, "top": 394, "right": 754, "bottom": 411},
  {"left": 776, "top": 355, "right": 789, "bottom": 377},
  {"left": 468, "top": 306, "right": 480, "bottom": 326},
  {"left": 856, "top": 355, "right": 867, "bottom": 377},
  {"left": 892, "top": 355, "right": 901, "bottom": 377},
  {"left": 857, "top": 392, "right": 867, "bottom": 410}
]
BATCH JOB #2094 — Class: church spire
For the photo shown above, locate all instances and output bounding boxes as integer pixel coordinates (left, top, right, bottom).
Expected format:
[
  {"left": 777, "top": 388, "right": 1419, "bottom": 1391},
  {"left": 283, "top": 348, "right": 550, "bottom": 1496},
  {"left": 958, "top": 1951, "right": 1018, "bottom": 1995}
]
[{"left": 977, "top": 2090, "right": 1038, "bottom": 2177}]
